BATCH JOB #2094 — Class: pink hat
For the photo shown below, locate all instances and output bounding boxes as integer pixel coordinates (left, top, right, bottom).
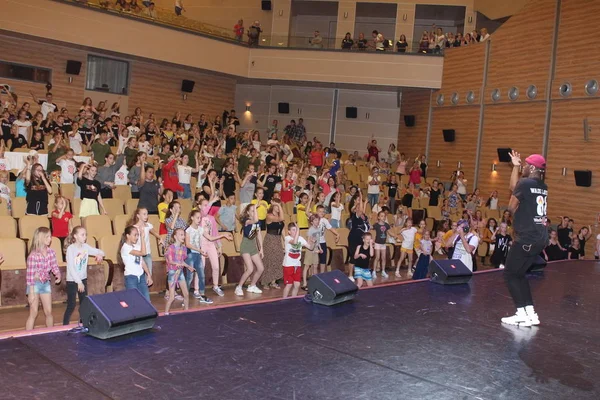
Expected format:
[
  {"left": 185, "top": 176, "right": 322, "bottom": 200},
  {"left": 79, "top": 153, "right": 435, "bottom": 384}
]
[{"left": 525, "top": 154, "right": 546, "bottom": 169}]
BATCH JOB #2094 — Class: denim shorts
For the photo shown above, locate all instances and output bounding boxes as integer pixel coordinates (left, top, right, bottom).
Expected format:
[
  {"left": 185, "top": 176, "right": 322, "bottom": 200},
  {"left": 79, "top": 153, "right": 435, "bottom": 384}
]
[
  {"left": 26, "top": 281, "right": 51, "bottom": 295},
  {"left": 354, "top": 266, "right": 372, "bottom": 281},
  {"left": 168, "top": 269, "right": 185, "bottom": 284}
]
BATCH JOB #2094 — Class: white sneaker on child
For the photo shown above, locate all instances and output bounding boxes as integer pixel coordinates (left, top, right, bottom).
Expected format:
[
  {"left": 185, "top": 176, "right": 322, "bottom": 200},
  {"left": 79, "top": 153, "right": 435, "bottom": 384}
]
[
  {"left": 381, "top": 270, "right": 389, "bottom": 278},
  {"left": 371, "top": 271, "right": 377, "bottom": 279},
  {"left": 247, "top": 285, "right": 263, "bottom": 294},
  {"left": 235, "top": 286, "right": 244, "bottom": 296},
  {"left": 348, "top": 276, "right": 355, "bottom": 283},
  {"left": 395, "top": 270, "right": 401, "bottom": 278}
]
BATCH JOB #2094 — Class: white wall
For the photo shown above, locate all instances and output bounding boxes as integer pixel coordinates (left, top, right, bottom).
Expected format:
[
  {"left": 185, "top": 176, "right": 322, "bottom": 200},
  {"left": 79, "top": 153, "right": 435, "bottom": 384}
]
[
  {"left": 335, "top": 89, "right": 400, "bottom": 156},
  {"left": 235, "top": 83, "right": 401, "bottom": 154}
]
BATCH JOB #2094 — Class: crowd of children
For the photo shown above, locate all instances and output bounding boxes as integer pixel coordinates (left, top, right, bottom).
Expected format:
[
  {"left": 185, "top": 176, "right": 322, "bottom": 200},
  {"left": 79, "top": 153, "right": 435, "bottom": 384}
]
[{"left": 4, "top": 92, "right": 597, "bottom": 330}]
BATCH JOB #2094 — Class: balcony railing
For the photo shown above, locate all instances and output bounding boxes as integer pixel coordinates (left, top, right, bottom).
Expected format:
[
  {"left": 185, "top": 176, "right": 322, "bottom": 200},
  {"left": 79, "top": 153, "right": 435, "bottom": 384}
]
[{"left": 55, "top": 0, "right": 442, "bottom": 56}]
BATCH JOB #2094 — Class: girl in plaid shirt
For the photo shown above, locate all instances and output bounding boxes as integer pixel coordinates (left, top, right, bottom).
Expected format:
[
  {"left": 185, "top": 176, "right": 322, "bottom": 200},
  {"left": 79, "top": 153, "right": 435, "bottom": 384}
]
[
  {"left": 165, "top": 228, "right": 194, "bottom": 315},
  {"left": 26, "top": 227, "right": 61, "bottom": 330}
]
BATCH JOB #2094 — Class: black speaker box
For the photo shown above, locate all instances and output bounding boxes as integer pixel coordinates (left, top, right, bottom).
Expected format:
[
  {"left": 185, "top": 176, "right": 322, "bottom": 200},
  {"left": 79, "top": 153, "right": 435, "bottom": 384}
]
[
  {"left": 527, "top": 255, "right": 548, "bottom": 273},
  {"left": 404, "top": 115, "right": 415, "bottom": 127},
  {"left": 497, "top": 148, "right": 512, "bottom": 162},
  {"left": 278, "top": 102, "right": 290, "bottom": 114},
  {"left": 574, "top": 170, "right": 592, "bottom": 187},
  {"left": 261, "top": 0, "right": 272, "bottom": 10},
  {"left": 443, "top": 129, "right": 455, "bottom": 142},
  {"left": 181, "top": 79, "right": 195, "bottom": 93},
  {"left": 428, "top": 259, "right": 472, "bottom": 285},
  {"left": 346, "top": 107, "right": 358, "bottom": 119},
  {"left": 66, "top": 60, "right": 82, "bottom": 75},
  {"left": 80, "top": 289, "right": 158, "bottom": 339},
  {"left": 308, "top": 270, "right": 358, "bottom": 306}
]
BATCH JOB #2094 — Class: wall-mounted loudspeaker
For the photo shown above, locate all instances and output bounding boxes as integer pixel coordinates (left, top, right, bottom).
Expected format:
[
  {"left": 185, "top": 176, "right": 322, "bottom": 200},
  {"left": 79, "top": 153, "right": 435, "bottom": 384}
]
[
  {"left": 442, "top": 129, "right": 455, "bottom": 142},
  {"left": 181, "top": 80, "right": 195, "bottom": 93},
  {"left": 66, "top": 60, "right": 82, "bottom": 75},
  {"left": 574, "top": 170, "right": 592, "bottom": 187},
  {"left": 261, "top": 0, "right": 272, "bottom": 10},
  {"left": 404, "top": 115, "right": 415, "bottom": 127},
  {"left": 497, "top": 148, "right": 512, "bottom": 162},
  {"left": 278, "top": 102, "right": 290, "bottom": 114},
  {"left": 346, "top": 107, "right": 358, "bottom": 119}
]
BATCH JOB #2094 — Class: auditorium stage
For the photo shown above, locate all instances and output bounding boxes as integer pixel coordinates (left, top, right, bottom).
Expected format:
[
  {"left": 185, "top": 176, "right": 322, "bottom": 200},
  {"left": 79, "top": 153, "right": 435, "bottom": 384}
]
[{"left": 1, "top": 261, "right": 599, "bottom": 399}]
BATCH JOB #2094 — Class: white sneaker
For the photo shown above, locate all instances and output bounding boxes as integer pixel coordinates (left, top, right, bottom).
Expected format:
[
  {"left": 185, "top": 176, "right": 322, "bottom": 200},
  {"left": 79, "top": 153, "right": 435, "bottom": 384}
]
[
  {"left": 499, "top": 264, "right": 505, "bottom": 269},
  {"left": 501, "top": 311, "right": 532, "bottom": 327},
  {"left": 528, "top": 312, "right": 540, "bottom": 326},
  {"left": 395, "top": 270, "right": 401, "bottom": 278},
  {"left": 348, "top": 276, "right": 355, "bottom": 283},
  {"left": 234, "top": 286, "right": 244, "bottom": 296},
  {"left": 371, "top": 271, "right": 377, "bottom": 279},
  {"left": 247, "top": 285, "right": 263, "bottom": 294},
  {"left": 381, "top": 270, "right": 389, "bottom": 278},
  {"left": 174, "top": 294, "right": 184, "bottom": 301},
  {"left": 213, "top": 286, "right": 225, "bottom": 297}
]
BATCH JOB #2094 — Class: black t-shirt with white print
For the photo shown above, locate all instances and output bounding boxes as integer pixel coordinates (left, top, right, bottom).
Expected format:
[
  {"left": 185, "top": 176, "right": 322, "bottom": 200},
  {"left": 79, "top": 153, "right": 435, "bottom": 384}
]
[{"left": 512, "top": 177, "right": 548, "bottom": 244}]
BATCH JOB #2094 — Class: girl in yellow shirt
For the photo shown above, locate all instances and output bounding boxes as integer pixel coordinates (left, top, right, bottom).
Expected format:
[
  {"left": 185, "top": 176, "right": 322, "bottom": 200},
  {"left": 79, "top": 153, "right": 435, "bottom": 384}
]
[{"left": 251, "top": 187, "right": 269, "bottom": 230}]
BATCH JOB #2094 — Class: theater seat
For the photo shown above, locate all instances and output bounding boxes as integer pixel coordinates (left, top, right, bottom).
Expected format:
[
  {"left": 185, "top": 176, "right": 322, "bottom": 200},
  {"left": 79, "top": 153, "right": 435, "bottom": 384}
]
[
  {"left": 113, "top": 185, "right": 132, "bottom": 200},
  {"left": 125, "top": 198, "right": 138, "bottom": 215},
  {"left": 0, "top": 238, "right": 27, "bottom": 270},
  {"left": 102, "top": 198, "right": 125, "bottom": 218},
  {"left": 0, "top": 216, "right": 17, "bottom": 238},
  {"left": 179, "top": 199, "right": 192, "bottom": 220},
  {"left": 60, "top": 183, "right": 75, "bottom": 201},
  {"left": 19, "top": 215, "right": 50, "bottom": 241},
  {"left": 112, "top": 214, "right": 130, "bottom": 237},
  {"left": 11, "top": 197, "right": 27, "bottom": 218},
  {"left": 83, "top": 215, "right": 113, "bottom": 240},
  {"left": 50, "top": 237, "right": 66, "bottom": 266},
  {"left": 98, "top": 235, "right": 123, "bottom": 291},
  {"left": 0, "top": 201, "right": 9, "bottom": 217},
  {"left": 220, "top": 238, "right": 239, "bottom": 285}
]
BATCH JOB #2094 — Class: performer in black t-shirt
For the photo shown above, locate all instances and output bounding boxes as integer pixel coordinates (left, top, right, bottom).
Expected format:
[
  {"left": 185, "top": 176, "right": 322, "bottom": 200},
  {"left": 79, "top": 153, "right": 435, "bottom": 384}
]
[{"left": 501, "top": 151, "right": 548, "bottom": 327}]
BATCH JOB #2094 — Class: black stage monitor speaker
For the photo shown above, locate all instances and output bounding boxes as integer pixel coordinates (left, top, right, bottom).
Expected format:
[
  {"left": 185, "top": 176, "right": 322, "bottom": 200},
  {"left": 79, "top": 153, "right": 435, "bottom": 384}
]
[
  {"left": 346, "top": 107, "right": 358, "bottom": 119},
  {"left": 428, "top": 259, "right": 472, "bottom": 285},
  {"left": 66, "top": 60, "right": 82, "bottom": 75},
  {"left": 574, "top": 170, "right": 592, "bottom": 187},
  {"left": 181, "top": 79, "right": 195, "bottom": 93},
  {"left": 527, "top": 255, "right": 548, "bottom": 273},
  {"left": 80, "top": 289, "right": 158, "bottom": 339},
  {"left": 404, "top": 115, "right": 415, "bottom": 127},
  {"left": 308, "top": 270, "right": 358, "bottom": 306},
  {"left": 261, "top": 0, "right": 272, "bottom": 10},
  {"left": 497, "top": 148, "right": 512, "bottom": 162},
  {"left": 278, "top": 102, "right": 290, "bottom": 114},
  {"left": 443, "top": 129, "right": 455, "bottom": 142}
]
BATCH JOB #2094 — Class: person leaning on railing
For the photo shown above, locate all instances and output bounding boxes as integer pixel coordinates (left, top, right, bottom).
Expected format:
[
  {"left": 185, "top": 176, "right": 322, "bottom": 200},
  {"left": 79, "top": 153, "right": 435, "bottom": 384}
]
[
  {"left": 309, "top": 31, "right": 323, "bottom": 49},
  {"left": 341, "top": 33, "right": 354, "bottom": 50}
]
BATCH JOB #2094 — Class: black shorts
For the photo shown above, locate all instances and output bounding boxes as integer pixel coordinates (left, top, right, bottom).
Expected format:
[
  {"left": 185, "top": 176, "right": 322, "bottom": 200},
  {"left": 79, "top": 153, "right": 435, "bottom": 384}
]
[{"left": 318, "top": 246, "right": 328, "bottom": 265}]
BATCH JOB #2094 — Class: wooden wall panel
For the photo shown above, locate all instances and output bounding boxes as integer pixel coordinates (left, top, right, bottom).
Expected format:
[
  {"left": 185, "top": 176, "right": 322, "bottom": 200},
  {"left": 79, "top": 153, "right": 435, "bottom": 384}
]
[
  {"left": 0, "top": 35, "right": 87, "bottom": 113},
  {"left": 485, "top": 0, "right": 556, "bottom": 104},
  {"left": 429, "top": 107, "right": 480, "bottom": 183},
  {"left": 546, "top": 99, "right": 600, "bottom": 245},
  {"left": 436, "top": 44, "right": 486, "bottom": 105},
  {"left": 128, "top": 60, "right": 235, "bottom": 120},
  {"left": 476, "top": 103, "right": 546, "bottom": 203},
  {"left": 0, "top": 34, "right": 235, "bottom": 123},
  {"left": 398, "top": 88, "right": 430, "bottom": 160},
  {"left": 555, "top": 0, "right": 600, "bottom": 81}
]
